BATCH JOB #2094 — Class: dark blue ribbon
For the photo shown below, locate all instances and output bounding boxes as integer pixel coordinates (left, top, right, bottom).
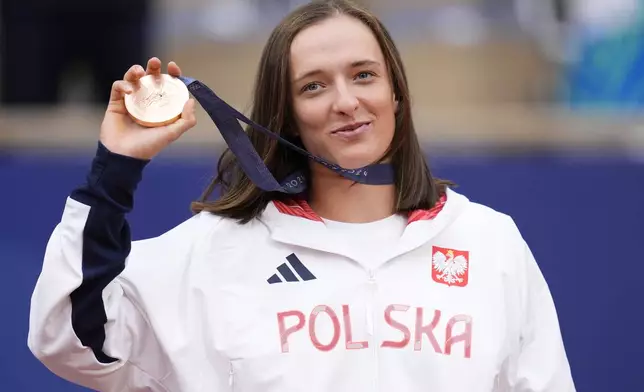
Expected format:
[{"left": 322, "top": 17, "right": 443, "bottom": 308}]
[{"left": 180, "top": 76, "right": 395, "bottom": 194}]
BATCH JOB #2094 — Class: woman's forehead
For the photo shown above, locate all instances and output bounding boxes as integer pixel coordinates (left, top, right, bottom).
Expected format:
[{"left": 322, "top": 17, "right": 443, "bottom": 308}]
[{"left": 290, "top": 15, "right": 384, "bottom": 76}]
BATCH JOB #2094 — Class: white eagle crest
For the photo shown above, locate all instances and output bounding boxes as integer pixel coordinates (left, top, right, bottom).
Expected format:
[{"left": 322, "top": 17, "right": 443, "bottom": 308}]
[{"left": 432, "top": 249, "right": 468, "bottom": 285}]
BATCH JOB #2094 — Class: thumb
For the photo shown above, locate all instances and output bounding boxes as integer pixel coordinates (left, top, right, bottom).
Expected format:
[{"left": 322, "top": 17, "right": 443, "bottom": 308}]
[{"left": 164, "top": 99, "right": 197, "bottom": 141}]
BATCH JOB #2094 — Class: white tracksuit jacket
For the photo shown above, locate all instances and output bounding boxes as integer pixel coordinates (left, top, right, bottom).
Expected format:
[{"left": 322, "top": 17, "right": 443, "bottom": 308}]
[{"left": 28, "top": 143, "right": 575, "bottom": 392}]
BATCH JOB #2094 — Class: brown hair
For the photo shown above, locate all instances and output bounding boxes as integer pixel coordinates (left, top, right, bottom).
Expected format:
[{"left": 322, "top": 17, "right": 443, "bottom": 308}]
[{"left": 191, "top": 0, "right": 452, "bottom": 223}]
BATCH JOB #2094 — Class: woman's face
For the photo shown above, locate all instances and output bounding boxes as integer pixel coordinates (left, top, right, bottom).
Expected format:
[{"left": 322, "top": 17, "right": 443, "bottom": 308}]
[{"left": 289, "top": 15, "right": 397, "bottom": 170}]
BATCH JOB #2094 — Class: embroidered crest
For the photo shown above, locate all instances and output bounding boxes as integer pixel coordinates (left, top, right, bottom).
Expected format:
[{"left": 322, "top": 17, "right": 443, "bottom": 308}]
[{"left": 432, "top": 246, "right": 469, "bottom": 287}]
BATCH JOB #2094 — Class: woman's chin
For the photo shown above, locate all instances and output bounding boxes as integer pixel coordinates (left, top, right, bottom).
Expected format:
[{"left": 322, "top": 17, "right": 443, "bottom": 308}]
[
  {"left": 310, "top": 145, "right": 388, "bottom": 172},
  {"left": 333, "top": 154, "right": 384, "bottom": 170}
]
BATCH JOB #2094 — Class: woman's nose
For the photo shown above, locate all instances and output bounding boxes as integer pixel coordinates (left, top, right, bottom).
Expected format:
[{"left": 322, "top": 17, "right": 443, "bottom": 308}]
[{"left": 332, "top": 84, "right": 359, "bottom": 115}]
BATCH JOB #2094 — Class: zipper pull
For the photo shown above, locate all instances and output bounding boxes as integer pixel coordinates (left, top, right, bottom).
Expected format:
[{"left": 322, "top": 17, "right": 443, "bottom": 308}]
[{"left": 228, "top": 362, "right": 235, "bottom": 388}]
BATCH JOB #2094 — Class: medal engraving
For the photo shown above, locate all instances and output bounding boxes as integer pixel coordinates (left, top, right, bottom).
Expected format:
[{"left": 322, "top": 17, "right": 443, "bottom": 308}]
[{"left": 124, "top": 74, "right": 189, "bottom": 127}]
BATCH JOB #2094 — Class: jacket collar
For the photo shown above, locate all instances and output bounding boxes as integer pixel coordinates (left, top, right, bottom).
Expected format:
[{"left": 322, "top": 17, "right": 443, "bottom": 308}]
[{"left": 259, "top": 188, "right": 469, "bottom": 264}]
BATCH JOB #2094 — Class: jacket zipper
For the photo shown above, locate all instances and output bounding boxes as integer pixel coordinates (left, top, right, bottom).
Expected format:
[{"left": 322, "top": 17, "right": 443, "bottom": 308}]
[
  {"left": 228, "top": 361, "right": 235, "bottom": 392},
  {"left": 367, "top": 270, "right": 379, "bottom": 391}
]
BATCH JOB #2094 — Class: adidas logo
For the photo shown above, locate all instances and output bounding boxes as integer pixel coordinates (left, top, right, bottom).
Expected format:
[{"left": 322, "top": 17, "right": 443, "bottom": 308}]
[{"left": 267, "top": 253, "right": 316, "bottom": 284}]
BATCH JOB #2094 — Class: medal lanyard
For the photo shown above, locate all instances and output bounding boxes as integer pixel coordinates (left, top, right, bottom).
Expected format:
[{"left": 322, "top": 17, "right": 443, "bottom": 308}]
[{"left": 180, "top": 76, "right": 395, "bottom": 194}]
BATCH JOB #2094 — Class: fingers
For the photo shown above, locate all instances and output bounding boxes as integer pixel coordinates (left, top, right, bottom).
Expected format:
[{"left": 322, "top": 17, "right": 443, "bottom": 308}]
[
  {"left": 111, "top": 58, "right": 183, "bottom": 107},
  {"left": 144, "top": 57, "right": 181, "bottom": 78},
  {"left": 167, "top": 61, "right": 182, "bottom": 77},
  {"left": 165, "top": 99, "right": 197, "bottom": 140},
  {"left": 109, "top": 80, "right": 134, "bottom": 103},
  {"left": 124, "top": 58, "right": 181, "bottom": 84},
  {"left": 146, "top": 57, "right": 162, "bottom": 76},
  {"left": 124, "top": 64, "right": 145, "bottom": 83}
]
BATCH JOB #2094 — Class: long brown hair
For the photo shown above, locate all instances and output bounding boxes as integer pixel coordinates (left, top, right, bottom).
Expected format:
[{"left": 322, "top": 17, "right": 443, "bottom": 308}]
[{"left": 192, "top": 0, "right": 452, "bottom": 223}]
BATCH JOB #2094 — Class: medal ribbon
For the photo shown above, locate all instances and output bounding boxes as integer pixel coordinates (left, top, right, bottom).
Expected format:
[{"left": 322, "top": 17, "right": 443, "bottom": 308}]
[{"left": 179, "top": 76, "right": 395, "bottom": 194}]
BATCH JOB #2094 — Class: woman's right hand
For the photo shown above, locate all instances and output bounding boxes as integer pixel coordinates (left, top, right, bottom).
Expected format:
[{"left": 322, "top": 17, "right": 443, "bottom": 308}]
[{"left": 99, "top": 57, "right": 197, "bottom": 160}]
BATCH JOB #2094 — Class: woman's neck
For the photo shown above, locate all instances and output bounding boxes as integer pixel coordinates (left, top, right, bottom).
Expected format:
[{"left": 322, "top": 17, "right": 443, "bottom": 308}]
[{"left": 307, "top": 168, "right": 396, "bottom": 223}]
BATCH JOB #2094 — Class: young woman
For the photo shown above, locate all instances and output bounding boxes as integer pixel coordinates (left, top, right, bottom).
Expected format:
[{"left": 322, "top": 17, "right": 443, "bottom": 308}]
[{"left": 28, "top": 1, "right": 575, "bottom": 391}]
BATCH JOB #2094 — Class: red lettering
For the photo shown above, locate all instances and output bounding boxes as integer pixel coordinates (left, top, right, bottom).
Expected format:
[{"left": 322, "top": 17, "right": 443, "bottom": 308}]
[
  {"left": 277, "top": 310, "right": 305, "bottom": 353},
  {"left": 381, "top": 304, "right": 411, "bottom": 349},
  {"left": 445, "top": 315, "right": 473, "bottom": 358},
  {"left": 342, "top": 305, "right": 368, "bottom": 349},
  {"left": 277, "top": 305, "right": 472, "bottom": 357},
  {"left": 309, "top": 305, "right": 341, "bottom": 352},
  {"left": 414, "top": 307, "right": 442, "bottom": 353}
]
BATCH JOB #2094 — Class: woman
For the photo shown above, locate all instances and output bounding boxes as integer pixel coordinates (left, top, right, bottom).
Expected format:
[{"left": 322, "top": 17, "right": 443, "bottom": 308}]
[{"left": 28, "top": 0, "right": 575, "bottom": 391}]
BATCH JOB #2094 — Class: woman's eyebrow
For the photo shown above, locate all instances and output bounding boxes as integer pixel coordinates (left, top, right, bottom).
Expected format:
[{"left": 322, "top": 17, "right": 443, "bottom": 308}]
[{"left": 293, "top": 59, "right": 381, "bottom": 84}]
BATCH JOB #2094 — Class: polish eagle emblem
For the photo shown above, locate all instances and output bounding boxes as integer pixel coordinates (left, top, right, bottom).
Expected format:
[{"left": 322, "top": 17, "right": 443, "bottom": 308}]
[{"left": 432, "top": 247, "right": 469, "bottom": 287}]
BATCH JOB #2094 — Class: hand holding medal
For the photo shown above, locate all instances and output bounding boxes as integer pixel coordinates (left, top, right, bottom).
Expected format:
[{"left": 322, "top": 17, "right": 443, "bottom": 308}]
[{"left": 100, "top": 57, "right": 196, "bottom": 160}]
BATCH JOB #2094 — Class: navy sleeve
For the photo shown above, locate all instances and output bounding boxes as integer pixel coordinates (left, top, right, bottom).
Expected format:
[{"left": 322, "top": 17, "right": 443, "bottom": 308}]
[
  {"left": 69, "top": 142, "right": 150, "bottom": 363},
  {"left": 71, "top": 142, "right": 150, "bottom": 211}
]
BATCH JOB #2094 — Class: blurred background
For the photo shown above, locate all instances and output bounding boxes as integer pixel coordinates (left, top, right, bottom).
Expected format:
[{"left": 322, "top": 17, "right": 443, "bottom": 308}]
[{"left": 1, "top": 0, "right": 643, "bottom": 390}]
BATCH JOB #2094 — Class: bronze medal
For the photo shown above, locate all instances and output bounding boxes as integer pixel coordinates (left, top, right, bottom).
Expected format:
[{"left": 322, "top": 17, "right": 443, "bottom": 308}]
[{"left": 124, "top": 74, "right": 189, "bottom": 127}]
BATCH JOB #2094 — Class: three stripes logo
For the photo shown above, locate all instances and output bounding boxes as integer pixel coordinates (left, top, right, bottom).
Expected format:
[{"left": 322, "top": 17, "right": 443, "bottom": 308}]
[{"left": 267, "top": 253, "right": 316, "bottom": 284}]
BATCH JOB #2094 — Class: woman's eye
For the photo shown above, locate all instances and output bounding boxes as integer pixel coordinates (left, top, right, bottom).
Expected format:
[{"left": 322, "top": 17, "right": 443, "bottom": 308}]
[
  {"left": 356, "top": 71, "right": 374, "bottom": 80},
  {"left": 303, "top": 83, "right": 321, "bottom": 92}
]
